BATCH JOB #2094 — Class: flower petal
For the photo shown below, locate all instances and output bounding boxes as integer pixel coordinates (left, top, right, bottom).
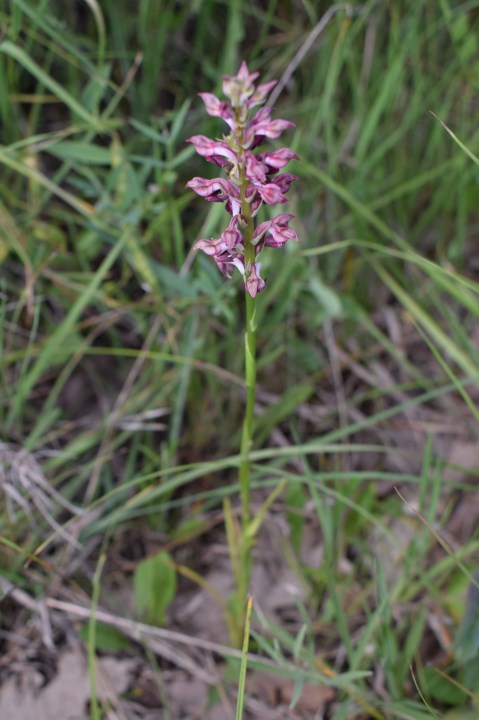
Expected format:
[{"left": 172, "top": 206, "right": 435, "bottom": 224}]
[
  {"left": 270, "top": 173, "right": 297, "bottom": 193},
  {"left": 245, "top": 152, "right": 267, "bottom": 184},
  {"left": 221, "top": 215, "right": 243, "bottom": 250},
  {"left": 216, "top": 250, "right": 244, "bottom": 278},
  {"left": 245, "top": 262, "right": 266, "bottom": 297},
  {"left": 237, "top": 61, "right": 259, "bottom": 84},
  {"left": 264, "top": 214, "right": 298, "bottom": 247},
  {"left": 248, "top": 80, "right": 277, "bottom": 108},
  {"left": 194, "top": 237, "right": 227, "bottom": 256},
  {"left": 253, "top": 182, "right": 289, "bottom": 205},
  {"left": 198, "top": 93, "right": 235, "bottom": 127},
  {"left": 223, "top": 61, "right": 259, "bottom": 108},
  {"left": 256, "top": 148, "right": 299, "bottom": 173},
  {"left": 245, "top": 107, "right": 295, "bottom": 147},
  {"left": 186, "top": 177, "right": 241, "bottom": 216}
]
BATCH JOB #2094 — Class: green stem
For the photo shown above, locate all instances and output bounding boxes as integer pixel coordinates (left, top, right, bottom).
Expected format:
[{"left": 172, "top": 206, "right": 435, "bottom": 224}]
[
  {"left": 237, "top": 164, "right": 257, "bottom": 604},
  {"left": 239, "top": 287, "right": 256, "bottom": 528}
]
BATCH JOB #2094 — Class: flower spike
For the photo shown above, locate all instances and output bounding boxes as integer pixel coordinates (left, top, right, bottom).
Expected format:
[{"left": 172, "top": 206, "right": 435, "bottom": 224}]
[{"left": 187, "top": 62, "right": 298, "bottom": 297}]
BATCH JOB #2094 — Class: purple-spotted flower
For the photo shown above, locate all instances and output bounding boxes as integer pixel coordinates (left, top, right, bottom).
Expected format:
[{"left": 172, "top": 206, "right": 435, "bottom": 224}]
[{"left": 186, "top": 61, "right": 298, "bottom": 297}]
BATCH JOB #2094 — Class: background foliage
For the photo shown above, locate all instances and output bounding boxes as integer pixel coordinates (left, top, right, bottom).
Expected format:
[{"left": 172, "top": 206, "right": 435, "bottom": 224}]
[{"left": 2, "top": 1, "right": 479, "bottom": 718}]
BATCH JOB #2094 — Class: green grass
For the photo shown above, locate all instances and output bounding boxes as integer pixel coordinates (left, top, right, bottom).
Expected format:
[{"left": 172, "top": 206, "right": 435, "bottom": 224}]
[{"left": 2, "top": 0, "right": 479, "bottom": 718}]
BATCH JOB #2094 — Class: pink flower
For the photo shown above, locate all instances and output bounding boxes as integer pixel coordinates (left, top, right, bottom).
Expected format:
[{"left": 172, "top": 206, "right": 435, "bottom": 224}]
[
  {"left": 270, "top": 173, "right": 297, "bottom": 194},
  {"left": 245, "top": 152, "right": 267, "bottom": 184},
  {"left": 198, "top": 93, "right": 236, "bottom": 129},
  {"left": 223, "top": 61, "right": 259, "bottom": 108},
  {"left": 253, "top": 182, "right": 289, "bottom": 205},
  {"left": 245, "top": 107, "right": 295, "bottom": 148},
  {"left": 186, "top": 135, "right": 237, "bottom": 167},
  {"left": 256, "top": 148, "right": 299, "bottom": 173},
  {"left": 253, "top": 214, "right": 298, "bottom": 248},
  {"left": 194, "top": 231, "right": 243, "bottom": 258},
  {"left": 186, "top": 177, "right": 241, "bottom": 215},
  {"left": 248, "top": 81, "right": 277, "bottom": 108},
  {"left": 245, "top": 263, "right": 265, "bottom": 297},
  {"left": 216, "top": 250, "right": 245, "bottom": 278},
  {"left": 194, "top": 230, "right": 245, "bottom": 277},
  {"left": 194, "top": 237, "right": 227, "bottom": 256},
  {"left": 221, "top": 215, "right": 243, "bottom": 250}
]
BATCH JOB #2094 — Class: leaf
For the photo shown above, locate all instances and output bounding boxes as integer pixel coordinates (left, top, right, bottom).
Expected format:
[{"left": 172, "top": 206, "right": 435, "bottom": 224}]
[
  {"left": 286, "top": 481, "right": 307, "bottom": 554},
  {"left": 245, "top": 480, "right": 286, "bottom": 541},
  {"left": 454, "top": 571, "right": 479, "bottom": 662},
  {"left": 134, "top": 551, "right": 176, "bottom": 625},
  {"left": 46, "top": 141, "right": 113, "bottom": 165},
  {"left": 0, "top": 40, "right": 102, "bottom": 129},
  {"left": 420, "top": 667, "right": 468, "bottom": 705},
  {"left": 254, "top": 383, "right": 314, "bottom": 446},
  {"left": 308, "top": 276, "right": 343, "bottom": 319},
  {"left": 79, "top": 622, "right": 132, "bottom": 651},
  {"left": 235, "top": 594, "right": 252, "bottom": 720},
  {"left": 151, "top": 260, "right": 198, "bottom": 298}
]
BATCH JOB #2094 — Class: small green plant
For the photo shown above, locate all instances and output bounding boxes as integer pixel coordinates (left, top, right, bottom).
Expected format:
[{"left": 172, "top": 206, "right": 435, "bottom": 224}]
[{"left": 134, "top": 550, "right": 177, "bottom": 625}]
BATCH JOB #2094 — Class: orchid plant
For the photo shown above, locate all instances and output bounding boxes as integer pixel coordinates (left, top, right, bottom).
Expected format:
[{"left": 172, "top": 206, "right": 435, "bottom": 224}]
[{"left": 187, "top": 62, "right": 298, "bottom": 644}]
